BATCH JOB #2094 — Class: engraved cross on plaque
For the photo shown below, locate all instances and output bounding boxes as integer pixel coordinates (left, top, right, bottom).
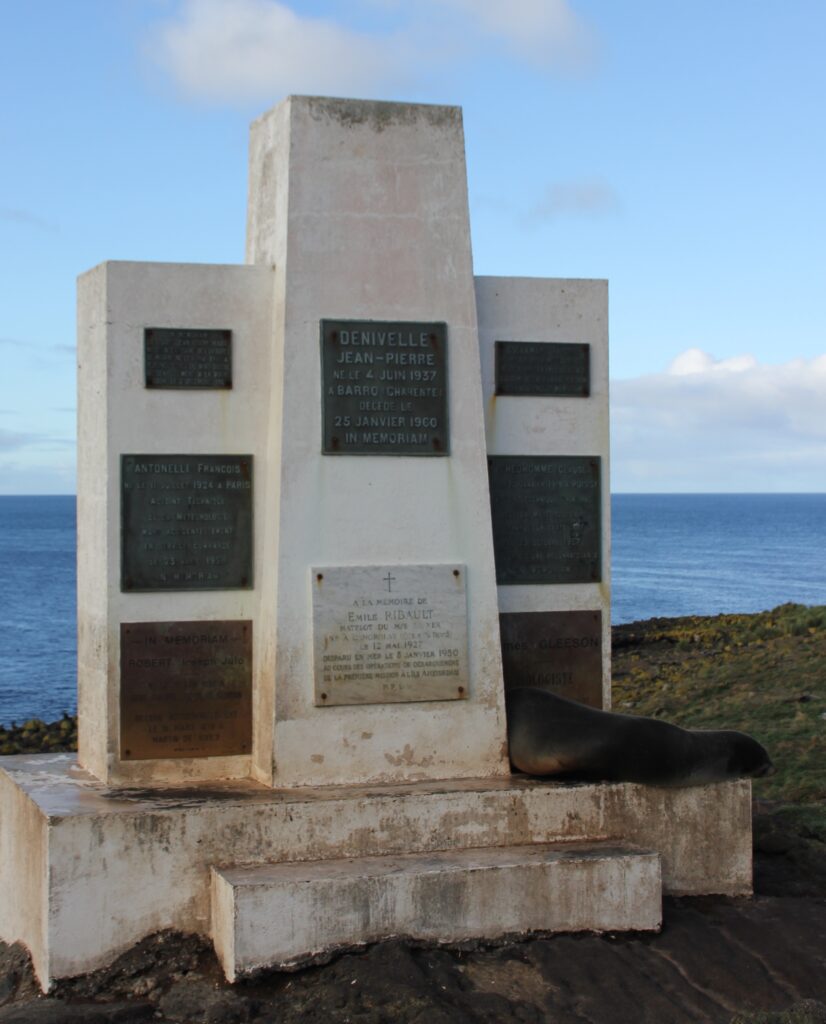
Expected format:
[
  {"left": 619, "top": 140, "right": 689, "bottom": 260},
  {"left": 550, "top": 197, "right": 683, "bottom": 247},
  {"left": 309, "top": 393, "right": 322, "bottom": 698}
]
[{"left": 383, "top": 572, "right": 396, "bottom": 593}]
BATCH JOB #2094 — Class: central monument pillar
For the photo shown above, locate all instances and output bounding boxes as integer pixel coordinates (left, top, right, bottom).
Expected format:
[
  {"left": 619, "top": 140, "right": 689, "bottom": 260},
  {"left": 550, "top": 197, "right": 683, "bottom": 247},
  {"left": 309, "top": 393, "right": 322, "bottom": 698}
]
[{"left": 245, "top": 97, "right": 508, "bottom": 787}]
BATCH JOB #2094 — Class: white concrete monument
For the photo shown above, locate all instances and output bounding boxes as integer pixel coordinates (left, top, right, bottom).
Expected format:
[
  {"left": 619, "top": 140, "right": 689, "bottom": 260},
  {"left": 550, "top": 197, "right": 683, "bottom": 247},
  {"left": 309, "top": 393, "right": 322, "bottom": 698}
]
[{"left": 0, "top": 97, "right": 753, "bottom": 990}]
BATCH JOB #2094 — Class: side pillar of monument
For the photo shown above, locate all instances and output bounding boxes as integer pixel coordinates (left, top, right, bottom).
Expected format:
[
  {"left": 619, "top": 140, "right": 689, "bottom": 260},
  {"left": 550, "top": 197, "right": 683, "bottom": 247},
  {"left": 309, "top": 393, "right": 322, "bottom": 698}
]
[
  {"left": 76, "top": 260, "right": 274, "bottom": 785},
  {"left": 245, "top": 97, "right": 509, "bottom": 786},
  {"left": 476, "top": 277, "right": 612, "bottom": 709}
]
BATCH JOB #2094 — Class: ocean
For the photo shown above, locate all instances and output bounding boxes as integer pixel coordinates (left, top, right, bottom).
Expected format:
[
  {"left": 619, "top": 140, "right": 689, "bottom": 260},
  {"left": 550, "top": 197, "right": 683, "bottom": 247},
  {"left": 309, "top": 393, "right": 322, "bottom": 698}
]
[
  {"left": 0, "top": 493, "right": 824, "bottom": 726},
  {"left": 611, "top": 493, "right": 826, "bottom": 624},
  {"left": 0, "top": 496, "right": 76, "bottom": 727}
]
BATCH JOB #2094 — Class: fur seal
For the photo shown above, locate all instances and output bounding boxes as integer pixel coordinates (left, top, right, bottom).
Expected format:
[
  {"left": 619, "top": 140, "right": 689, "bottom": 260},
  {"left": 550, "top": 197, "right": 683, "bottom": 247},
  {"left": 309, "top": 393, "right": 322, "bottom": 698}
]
[{"left": 506, "top": 687, "right": 774, "bottom": 786}]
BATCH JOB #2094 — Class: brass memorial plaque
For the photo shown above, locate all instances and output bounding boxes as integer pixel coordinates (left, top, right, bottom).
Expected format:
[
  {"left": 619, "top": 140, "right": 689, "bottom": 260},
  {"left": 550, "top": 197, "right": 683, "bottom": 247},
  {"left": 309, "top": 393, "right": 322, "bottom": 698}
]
[
  {"left": 321, "top": 319, "right": 449, "bottom": 455},
  {"left": 144, "top": 328, "right": 232, "bottom": 389},
  {"left": 495, "top": 341, "right": 589, "bottom": 397},
  {"left": 120, "top": 620, "right": 252, "bottom": 760},
  {"left": 121, "top": 454, "right": 253, "bottom": 591},
  {"left": 499, "top": 610, "right": 603, "bottom": 708},
  {"left": 488, "top": 455, "right": 601, "bottom": 585}
]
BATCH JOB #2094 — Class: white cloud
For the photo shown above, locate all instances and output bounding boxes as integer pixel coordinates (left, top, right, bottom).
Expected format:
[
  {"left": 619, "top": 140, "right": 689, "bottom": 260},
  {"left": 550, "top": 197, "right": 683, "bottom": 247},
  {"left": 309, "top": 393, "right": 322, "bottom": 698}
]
[
  {"left": 150, "top": 0, "right": 415, "bottom": 102},
  {"left": 667, "top": 348, "right": 757, "bottom": 375},
  {"left": 611, "top": 350, "right": 826, "bottom": 492},
  {"left": 149, "top": 0, "right": 595, "bottom": 103}
]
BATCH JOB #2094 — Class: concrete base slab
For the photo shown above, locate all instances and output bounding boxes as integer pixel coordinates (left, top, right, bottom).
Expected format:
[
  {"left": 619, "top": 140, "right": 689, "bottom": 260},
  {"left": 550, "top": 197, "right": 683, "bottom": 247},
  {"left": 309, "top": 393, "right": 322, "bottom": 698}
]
[
  {"left": 0, "top": 755, "right": 752, "bottom": 989},
  {"left": 211, "top": 842, "right": 662, "bottom": 981}
]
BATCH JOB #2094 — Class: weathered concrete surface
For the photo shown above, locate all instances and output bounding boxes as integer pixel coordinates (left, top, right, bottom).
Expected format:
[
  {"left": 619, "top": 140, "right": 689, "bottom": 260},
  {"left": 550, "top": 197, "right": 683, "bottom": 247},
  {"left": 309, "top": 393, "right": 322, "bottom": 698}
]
[
  {"left": 0, "top": 771, "right": 46, "bottom": 993},
  {"left": 0, "top": 755, "right": 752, "bottom": 988},
  {"left": 211, "top": 842, "right": 661, "bottom": 980}
]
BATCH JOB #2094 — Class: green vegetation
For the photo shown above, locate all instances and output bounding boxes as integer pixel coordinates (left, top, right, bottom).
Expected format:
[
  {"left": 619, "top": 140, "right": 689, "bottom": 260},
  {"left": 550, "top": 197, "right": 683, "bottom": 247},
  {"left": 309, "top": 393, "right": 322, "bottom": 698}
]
[{"left": 613, "top": 603, "right": 826, "bottom": 834}]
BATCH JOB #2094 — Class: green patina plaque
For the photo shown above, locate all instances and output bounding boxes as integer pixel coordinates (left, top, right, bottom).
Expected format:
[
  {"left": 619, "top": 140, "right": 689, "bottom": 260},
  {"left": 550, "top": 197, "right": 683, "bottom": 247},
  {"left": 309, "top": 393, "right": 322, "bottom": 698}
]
[
  {"left": 321, "top": 319, "right": 449, "bottom": 455},
  {"left": 144, "top": 328, "right": 232, "bottom": 389},
  {"left": 121, "top": 454, "right": 253, "bottom": 591},
  {"left": 488, "top": 455, "right": 601, "bottom": 585},
  {"left": 495, "top": 341, "right": 589, "bottom": 397}
]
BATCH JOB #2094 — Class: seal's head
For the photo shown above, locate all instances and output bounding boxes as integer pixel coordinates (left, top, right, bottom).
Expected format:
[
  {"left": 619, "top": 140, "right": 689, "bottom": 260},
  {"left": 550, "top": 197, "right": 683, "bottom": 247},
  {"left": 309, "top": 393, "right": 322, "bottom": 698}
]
[
  {"left": 688, "top": 728, "right": 775, "bottom": 784},
  {"left": 724, "top": 730, "right": 775, "bottom": 779}
]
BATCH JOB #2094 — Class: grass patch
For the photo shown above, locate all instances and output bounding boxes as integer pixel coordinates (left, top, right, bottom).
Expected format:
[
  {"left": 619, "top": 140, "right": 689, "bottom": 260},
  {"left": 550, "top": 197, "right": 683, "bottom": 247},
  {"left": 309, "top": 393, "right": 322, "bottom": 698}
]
[{"left": 613, "top": 602, "right": 826, "bottom": 825}]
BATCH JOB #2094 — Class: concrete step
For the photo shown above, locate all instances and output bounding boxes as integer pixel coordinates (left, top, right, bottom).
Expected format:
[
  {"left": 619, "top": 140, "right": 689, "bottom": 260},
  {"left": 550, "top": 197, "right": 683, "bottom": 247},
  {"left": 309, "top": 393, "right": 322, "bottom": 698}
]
[{"left": 211, "top": 841, "right": 662, "bottom": 981}]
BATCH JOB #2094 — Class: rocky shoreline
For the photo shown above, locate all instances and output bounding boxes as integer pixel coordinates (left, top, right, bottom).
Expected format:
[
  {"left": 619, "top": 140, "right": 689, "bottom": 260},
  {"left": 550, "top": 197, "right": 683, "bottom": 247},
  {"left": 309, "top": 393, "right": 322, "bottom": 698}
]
[{"left": 0, "top": 715, "right": 76, "bottom": 757}]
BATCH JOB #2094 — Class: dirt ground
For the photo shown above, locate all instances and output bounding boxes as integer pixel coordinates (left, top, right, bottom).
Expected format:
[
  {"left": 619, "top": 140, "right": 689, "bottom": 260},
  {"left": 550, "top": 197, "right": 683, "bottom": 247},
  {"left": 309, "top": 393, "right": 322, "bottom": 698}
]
[{"left": 0, "top": 803, "right": 822, "bottom": 1024}]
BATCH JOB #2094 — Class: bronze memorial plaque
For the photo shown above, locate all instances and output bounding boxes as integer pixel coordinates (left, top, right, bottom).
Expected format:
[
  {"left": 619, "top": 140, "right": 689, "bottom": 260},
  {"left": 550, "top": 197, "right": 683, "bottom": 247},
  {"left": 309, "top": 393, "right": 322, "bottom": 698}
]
[
  {"left": 120, "top": 620, "right": 252, "bottom": 760},
  {"left": 321, "top": 319, "right": 449, "bottom": 455},
  {"left": 144, "top": 328, "right": 232, "bottom": 389},
  {"left": 499, "top": 610, "right": 603, "bottom": 708},
  {"left": 487, "top": 455, "right": 601, "bottom": 585},
  {"left": 121, "top": 454, "right": 253, "bottom": 591},
  {"left": 495, "top": 341, "right": 589, "bottom": 397}
]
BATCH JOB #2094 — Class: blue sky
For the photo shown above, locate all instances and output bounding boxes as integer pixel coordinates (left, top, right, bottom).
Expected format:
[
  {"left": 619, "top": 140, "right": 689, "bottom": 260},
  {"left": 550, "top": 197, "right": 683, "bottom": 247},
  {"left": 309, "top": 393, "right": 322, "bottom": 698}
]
[{"left": 1, "top": 0, "right": 824, "bottom": 493}]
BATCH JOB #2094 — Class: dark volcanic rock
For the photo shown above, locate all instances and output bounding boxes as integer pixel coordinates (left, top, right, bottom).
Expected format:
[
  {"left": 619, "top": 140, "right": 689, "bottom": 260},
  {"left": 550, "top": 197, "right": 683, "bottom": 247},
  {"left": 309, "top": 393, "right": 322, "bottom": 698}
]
[
  {"left": 0, "top": 999, "right": 154, "bottom": 1022},
  {"left": 731, "top": 1001, "right": 826, "bottom": 1023},
  {"left": 158, "top": 978, "right": 256, "bottom": 1023},
  {"left": 0, "top": 944, "right": 38, "bottom": 1008},
  {"left": 54, "top": 931, "right": 214, "bottom": 1003},
  {"left": 754, "top": 808, "right": 826, "bottom": 899}
]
